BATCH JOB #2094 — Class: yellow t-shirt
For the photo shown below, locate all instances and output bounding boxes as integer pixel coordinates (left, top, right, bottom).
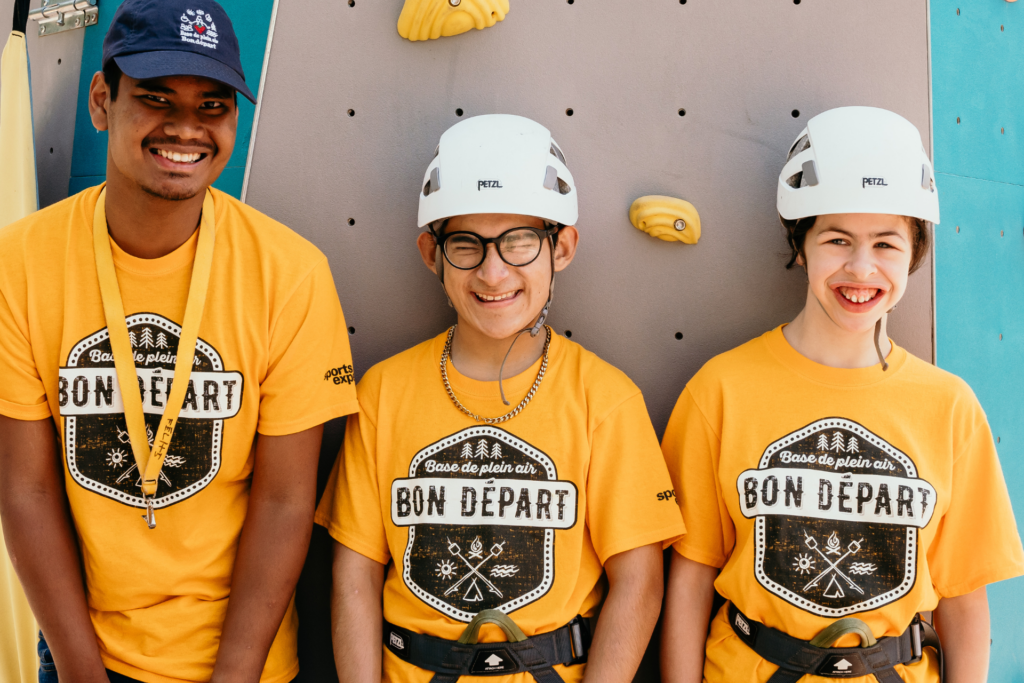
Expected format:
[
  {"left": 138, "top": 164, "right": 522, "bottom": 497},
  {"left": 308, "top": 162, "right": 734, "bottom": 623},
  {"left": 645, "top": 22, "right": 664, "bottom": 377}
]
[
  {"left": 661, "top": 326, "right": 1024, "bottom": 683},
  {"left": 315, "top": 331, "right": 685, "bottom": 683},
  {"left": 0, "top": 185, "right": 360, "bottom": 683}
]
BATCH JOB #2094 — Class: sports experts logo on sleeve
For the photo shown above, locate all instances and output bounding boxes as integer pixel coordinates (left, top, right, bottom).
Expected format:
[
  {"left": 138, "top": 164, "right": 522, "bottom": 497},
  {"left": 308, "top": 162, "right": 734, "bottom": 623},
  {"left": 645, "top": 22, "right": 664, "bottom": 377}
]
[{"left": 324, "top": 365, "right": 354, "bottom": 385}]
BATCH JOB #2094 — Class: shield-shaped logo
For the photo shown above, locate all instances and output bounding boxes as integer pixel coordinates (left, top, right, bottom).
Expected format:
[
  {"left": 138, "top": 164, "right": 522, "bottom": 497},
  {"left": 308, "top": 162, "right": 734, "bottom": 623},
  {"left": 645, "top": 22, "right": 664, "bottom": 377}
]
[
  {"left": 391, "top": 426, "right": 578, "bottom": 622},
  {"left": 59, "top": 313, "right": 242, "bottom": 509},
  {"left": 737, "top": 418, "right": 936, "bottom": 617}
]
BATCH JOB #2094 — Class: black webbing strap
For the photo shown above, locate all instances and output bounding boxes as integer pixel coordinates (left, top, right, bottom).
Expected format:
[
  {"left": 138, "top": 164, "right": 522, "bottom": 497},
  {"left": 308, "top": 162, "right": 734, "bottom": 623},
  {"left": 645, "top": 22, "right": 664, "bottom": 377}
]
[
  {"left": 728, "top": 603, "right": 942, "bottom": 683},
  {"left": 13, "top": 0, "right": 31, "bottom": 33},
  {"left": 384, "top": 615, "right": 591, "bottom": 683}
]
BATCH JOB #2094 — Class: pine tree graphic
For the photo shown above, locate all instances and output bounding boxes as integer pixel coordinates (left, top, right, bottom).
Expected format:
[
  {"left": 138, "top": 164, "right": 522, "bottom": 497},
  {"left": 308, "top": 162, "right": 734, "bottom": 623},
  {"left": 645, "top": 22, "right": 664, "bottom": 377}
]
[
  {"left": 490, "top": 443, "right": 501, "bottom": 459},
  {"left": 156, "top": 332, "right": 169, "bottom": 349},
  {"left": 846, "top": 437, "right": 859, "bottom": 453},
  {"left": 476, "top": 440, "right": 489, "bottom": 459},
  {"left": 128, "top": 331, "right": 138, "bottom": 347},
  {"left": 461, "top": 442, "right": 473, "bottom": 459},
  {"left": 817, "top": 433, "right": 829, "bottom": 451},
  {"left": 831, "top": 432, "right": 845, "bottom": 452},
  {"left": 139, "top": 328, "right": 155, "bottom": 348}
]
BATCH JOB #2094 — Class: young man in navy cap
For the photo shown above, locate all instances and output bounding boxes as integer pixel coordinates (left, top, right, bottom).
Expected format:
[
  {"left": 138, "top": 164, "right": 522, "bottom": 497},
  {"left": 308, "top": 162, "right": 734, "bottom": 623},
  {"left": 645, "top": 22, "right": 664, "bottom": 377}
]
[{"left": 0, "top": 1, "right": 358, "bottom": 682}]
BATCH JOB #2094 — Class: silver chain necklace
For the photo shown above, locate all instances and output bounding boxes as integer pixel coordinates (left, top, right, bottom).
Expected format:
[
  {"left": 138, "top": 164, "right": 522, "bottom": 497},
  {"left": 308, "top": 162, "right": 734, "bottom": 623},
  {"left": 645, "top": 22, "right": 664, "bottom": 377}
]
[{"left": 439, "top": 324, "right": 552, "bottom": 424}]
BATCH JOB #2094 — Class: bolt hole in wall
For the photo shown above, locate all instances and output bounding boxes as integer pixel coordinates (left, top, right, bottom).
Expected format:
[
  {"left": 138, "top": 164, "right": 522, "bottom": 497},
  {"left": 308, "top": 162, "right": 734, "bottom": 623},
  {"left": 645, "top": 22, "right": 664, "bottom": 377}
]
[
  {"left": 348, "top": 0, "right": 354, "bottom": 6},
  {"left": 564, "top": 330, "right": 572, "bottom": 338},
  {"left": 678, "top": 108, "right": 686, "bottom": 117},
  {"left": 456, "top": 108, "right": 464, "bottom": 117},
  {"left": 348, "top": 218, "right": 355, "bottom": 226},
  {"left": 57, "top": 58, "right": 61, "bottom": 65},
  {"left": 565, "top": 108, "right": 574, "bottom": 116},
  {"left": 348, "top": 327, "right": 356, "bottom": 335},
  {"left": 791, "top": 109, "right": 800, "bottom": 118},
  {"left": 675, "top": 332, "right": 684, "bottom": 340},
  {"left": 348, "top": 109, "right": 355, "bottom": 117}
]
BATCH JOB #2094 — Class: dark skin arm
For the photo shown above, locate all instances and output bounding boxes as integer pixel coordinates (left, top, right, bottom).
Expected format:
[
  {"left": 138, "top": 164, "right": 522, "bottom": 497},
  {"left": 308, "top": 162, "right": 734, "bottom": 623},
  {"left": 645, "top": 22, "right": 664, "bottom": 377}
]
[
  {"left": 661, "top": 552, "right": 719, "bottom": 683},
  {"left": 211, "top": 425, "right": 323, "bottom": 683},
  {"left": 0, "top": 415, "right": 108, "bottom": 683}
]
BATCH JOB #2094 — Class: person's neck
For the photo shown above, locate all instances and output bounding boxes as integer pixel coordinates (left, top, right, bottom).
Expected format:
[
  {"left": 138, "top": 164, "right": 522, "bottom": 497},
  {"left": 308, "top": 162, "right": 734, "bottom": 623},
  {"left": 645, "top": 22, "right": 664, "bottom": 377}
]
[
  {"left": 783, "top": 294, "right": 891, "bottom": 370},
  {"left": 103, "top": 162, "right": 205, "bottom": 260},
  {"left": 449, "top": 319, "right": 547, "bottom": 383}
]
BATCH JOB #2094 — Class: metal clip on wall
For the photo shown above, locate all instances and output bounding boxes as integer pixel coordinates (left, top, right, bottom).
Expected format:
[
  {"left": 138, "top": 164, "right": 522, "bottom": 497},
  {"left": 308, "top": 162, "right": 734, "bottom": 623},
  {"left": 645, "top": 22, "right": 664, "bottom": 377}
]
[{"left": 29, "top": 0, "right": 98, "bottom": 37}]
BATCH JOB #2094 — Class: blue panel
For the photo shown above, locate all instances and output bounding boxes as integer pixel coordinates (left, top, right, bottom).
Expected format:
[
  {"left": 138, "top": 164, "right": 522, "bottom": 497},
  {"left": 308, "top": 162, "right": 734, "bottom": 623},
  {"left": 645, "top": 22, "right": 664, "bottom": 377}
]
[
  {"left": 931, "top": 1, "right": 1024, "bottom": 186},
  {"left": 68, "top": 0, "right": 273, "bottom": 199},
  {"left": 932, "top": 2, "right": 1024, "bottom": 680}
]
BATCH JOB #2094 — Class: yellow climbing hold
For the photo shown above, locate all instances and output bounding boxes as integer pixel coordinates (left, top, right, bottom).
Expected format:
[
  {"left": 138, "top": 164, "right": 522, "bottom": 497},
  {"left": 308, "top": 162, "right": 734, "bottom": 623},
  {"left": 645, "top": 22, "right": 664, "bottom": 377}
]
[
  {"left": 397, "top": 0, "right": 509, "bottom": 41},
  {"left": 629, "top": 195, "right": 701, "bottom": 244}
]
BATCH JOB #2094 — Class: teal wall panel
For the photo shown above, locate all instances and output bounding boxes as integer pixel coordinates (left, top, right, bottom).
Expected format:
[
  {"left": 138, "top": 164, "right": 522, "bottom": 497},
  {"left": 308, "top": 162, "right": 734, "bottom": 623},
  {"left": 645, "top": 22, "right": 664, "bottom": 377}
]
[
  {"left": 68, "top": 0, "right": 273, "bottom": 198},
  {"left": 931, "top": 1, "right": 1024, "bottom": 680}
]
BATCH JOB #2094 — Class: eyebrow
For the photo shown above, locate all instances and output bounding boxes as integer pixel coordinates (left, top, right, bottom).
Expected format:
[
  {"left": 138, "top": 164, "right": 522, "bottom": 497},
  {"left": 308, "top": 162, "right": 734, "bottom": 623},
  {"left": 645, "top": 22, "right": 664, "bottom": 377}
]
[
  {"left": 135, "top": 80, "right": 234, "bottom": 99},
  {"left": 820, "top": 226, "right": 908, "bottom": 240}
]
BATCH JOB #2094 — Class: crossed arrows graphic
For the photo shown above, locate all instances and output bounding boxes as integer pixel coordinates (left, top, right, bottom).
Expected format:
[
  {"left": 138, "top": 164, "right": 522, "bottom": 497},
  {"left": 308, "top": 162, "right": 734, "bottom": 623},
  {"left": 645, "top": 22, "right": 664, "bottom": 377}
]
[
  {"left": 801, "top": 531, "right": 865, "bottom": 595},
  {"left": 444, "top": 537, "right": 506, "bottom": 599}
]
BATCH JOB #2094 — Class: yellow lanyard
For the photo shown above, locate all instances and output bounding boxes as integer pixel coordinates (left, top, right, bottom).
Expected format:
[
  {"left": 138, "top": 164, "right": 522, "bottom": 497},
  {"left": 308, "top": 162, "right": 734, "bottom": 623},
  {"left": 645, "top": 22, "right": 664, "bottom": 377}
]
[{"left": 92, "top": 188, "right": 216, "bottom": 528}]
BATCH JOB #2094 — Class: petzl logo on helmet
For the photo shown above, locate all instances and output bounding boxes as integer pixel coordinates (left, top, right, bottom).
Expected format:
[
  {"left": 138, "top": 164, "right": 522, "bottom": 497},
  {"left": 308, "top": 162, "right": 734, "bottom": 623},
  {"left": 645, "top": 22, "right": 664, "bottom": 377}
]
[
  {"left": 394, "top": 426, "right": 577, "bottom": 622},
  {"left": 738, "top": 418, "right": 935, "bottom": 617},
  {"left": 862, "top": 177, "right": 888, "bottom": 188},
  {"left": 478, "top": 180, "right": 503, "bottom": 190},
  {"left": 180, "top": 8, "right": 219, "bottom": 49}
]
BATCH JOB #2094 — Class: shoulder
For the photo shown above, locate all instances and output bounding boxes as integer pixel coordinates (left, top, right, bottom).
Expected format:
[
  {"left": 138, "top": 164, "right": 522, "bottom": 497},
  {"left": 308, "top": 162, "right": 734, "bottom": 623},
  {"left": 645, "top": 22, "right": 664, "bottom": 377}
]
[
  {"left": 212, "top": 189, "right": 327, "bottom": 274},
  {"left": 0, "top": 186, "right": 97, "bottom": 254},
  {"left": 688, "top": 333, "right": 770, "bottom": 394},
  {"left": 357, "top": 336, "right": 439, "bottom": 399},
  {"left": 897, "top": 350, "right": 982, "bottom": 413},
  {"left": 554, "top": 336, "right": 645, "bottom": 417}
]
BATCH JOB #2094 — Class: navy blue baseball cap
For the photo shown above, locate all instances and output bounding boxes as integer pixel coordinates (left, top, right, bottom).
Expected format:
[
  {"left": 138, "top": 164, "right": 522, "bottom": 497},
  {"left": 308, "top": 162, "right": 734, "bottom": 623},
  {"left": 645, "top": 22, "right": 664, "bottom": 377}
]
[{"left": 102, "top": 0, "right": 256, "bottom": 103}]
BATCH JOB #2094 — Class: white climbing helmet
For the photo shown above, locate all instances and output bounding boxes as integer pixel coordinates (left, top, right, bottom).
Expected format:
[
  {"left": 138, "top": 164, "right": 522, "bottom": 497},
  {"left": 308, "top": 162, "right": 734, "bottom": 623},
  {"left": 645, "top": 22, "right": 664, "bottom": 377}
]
[
  {"left": 777, "top": 106, "right": 940, "bottom": 224},
  {"left": 418, "top": 114, "right": 578, "bottom": 228}
]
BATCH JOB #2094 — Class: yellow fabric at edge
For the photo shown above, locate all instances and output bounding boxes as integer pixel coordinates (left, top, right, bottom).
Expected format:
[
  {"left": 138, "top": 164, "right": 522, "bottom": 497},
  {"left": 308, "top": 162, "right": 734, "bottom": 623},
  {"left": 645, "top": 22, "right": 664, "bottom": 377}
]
[{"left": 0, "top": 28, "right": 40, "bottom": 683}]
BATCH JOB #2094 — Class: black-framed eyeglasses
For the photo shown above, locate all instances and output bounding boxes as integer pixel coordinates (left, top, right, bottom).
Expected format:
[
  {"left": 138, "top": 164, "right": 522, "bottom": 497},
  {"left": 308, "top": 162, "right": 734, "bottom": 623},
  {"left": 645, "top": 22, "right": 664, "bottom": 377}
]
[{"left": 434, "top": 226, "right": 558, "bottom": 270}]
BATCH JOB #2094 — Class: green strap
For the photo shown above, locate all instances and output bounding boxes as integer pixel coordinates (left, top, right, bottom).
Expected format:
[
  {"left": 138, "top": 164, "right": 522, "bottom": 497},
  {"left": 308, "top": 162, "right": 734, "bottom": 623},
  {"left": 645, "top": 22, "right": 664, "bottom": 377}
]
[
  {"left": 809, "top": 618, "right": 877, "bottom": 648},
  {"left": 457, "top": 609, "right": 528, "bottom": 644}
]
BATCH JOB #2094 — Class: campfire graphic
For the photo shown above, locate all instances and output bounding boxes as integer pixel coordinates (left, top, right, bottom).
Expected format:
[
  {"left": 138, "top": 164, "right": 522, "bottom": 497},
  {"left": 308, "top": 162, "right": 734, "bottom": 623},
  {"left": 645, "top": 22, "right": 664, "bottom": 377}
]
[{"left": 799, "top": 530, "right": 876, "bottom": 599}]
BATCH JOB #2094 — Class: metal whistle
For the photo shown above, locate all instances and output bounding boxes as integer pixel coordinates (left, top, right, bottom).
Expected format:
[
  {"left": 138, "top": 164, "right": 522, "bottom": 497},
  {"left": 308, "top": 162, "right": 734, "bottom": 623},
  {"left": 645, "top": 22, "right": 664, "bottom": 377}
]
[{"left": 142, "top": 497, "right": 156, "bottom": 529}]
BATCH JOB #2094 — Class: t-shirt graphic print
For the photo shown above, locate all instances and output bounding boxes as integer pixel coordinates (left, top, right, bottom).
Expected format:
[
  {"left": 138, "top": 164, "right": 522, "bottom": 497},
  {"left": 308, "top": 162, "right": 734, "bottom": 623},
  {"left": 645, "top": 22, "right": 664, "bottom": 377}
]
[
  {"left": 60, "top": 312, "right": 242, "bottom": 509},
  {"left": 394, "top": 426, "right": 577, "bottom": 621},
  {"left": 739, "top": 418, "right": 935, "bottom": 617}
]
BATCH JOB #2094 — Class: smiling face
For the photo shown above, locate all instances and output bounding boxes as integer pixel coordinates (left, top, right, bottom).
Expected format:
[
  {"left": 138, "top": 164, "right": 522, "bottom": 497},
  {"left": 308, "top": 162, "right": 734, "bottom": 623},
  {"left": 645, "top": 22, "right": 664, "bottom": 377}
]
[
  {"left": 417, "top": 213, "right": 578, "bottom": 342},
  {"left": 799, "top": 213, "right": 913, "bottom": 335},
  {"left": 89, "top": 71, "right": 237, "bottom": 201}
]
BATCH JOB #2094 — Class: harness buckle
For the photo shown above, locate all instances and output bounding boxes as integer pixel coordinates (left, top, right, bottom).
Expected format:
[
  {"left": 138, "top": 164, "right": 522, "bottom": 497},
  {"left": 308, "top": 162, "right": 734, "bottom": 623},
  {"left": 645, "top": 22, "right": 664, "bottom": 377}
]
[
  {"left": 141, "top": 495, "right": 156, "bottom": 529},
  {"left": 908, "top": 614, "right": 923, "bottom": 664},
  {"left": 567, "top": 615, "right": 592, "bottom": 665}
]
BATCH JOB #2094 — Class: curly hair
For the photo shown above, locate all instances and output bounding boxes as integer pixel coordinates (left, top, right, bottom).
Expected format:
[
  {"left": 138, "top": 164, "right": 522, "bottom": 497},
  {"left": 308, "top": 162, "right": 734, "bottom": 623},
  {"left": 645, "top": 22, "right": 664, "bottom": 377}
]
[{"left": 780, "top": 215, "right": 930, "bottom": 274}]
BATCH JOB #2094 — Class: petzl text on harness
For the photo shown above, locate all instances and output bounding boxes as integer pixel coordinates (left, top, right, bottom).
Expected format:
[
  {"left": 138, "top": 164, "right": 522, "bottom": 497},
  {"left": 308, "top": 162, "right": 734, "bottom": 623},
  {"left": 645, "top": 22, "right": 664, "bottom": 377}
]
[
  {"left": 729, "top": 603, "right": 943, "bottom": 683},
  {"left": 92, "top": 188, "right": 216, "bottom": 529},
  {"left": 384, "top": 608, "right": 591, "bottom": 683}
]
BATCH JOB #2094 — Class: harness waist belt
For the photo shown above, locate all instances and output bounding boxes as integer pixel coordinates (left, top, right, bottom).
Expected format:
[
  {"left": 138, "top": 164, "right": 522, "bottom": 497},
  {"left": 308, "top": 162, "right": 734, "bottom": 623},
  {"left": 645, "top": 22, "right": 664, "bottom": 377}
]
[
  {"left": 728, "top": 603, "right": 942, "bottom": 683},
  {"left": 384, "top": 615, "right": 591, "bottom": 683}
]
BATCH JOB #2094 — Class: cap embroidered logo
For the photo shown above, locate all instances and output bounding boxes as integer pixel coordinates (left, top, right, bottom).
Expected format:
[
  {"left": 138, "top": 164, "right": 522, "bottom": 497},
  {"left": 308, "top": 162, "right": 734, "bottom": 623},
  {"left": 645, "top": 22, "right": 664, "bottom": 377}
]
[{"left": 180, "top": 9, "right": 219, "bottom": 49}]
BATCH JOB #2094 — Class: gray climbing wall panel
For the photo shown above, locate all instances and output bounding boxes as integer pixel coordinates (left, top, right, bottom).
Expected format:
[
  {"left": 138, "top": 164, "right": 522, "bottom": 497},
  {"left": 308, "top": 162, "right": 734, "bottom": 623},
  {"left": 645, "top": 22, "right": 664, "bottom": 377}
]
[{"left": 245, "top": 0, "right": 933, "bottom": 435}]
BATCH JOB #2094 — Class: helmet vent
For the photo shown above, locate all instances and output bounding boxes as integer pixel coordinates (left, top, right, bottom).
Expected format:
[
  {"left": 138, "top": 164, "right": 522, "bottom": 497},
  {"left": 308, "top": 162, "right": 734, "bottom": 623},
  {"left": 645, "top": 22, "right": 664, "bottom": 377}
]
[
  {"left": 785, "top": 160, "right": 819, "bottom": 189},
  {"left": 550, "top": 144, "right": 566, "bottom": 164},
  {"left": 424, "top": 167, "right": 441, "bottom": 196},
  {"left": 433, "top": 145, "right": 440, "bottom": 159},
  {"left": 557, "top": 178, "right": 571, "bottom": 195},
  {"left": 787, "top": 134, "right": 811, "bottom": 161}
]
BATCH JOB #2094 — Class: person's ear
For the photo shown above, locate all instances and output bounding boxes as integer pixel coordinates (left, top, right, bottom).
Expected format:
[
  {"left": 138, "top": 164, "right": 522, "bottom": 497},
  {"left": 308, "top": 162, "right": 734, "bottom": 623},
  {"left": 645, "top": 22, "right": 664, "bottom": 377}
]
[
  {"left": 552, "top": 225, "right": 579, "bottom": 273},
  {"left": 88, "top": 71, "right": 111, "bottom": 132},
  {"left": 795, "top": 252, "right": 806, "bottom": 270},
  {"left": 417, "top": 231, "right": 440, "bottom": 275}
]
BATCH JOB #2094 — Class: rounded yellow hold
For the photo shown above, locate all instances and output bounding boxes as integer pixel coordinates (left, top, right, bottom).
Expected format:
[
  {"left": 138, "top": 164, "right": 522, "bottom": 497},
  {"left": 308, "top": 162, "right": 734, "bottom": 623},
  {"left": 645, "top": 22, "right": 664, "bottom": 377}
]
[
  {"left": 629, "top": 195, "right": 701, "bottom": 244},
  {"left": 397, "top": 0, "right": 510, "bottom": 41}
]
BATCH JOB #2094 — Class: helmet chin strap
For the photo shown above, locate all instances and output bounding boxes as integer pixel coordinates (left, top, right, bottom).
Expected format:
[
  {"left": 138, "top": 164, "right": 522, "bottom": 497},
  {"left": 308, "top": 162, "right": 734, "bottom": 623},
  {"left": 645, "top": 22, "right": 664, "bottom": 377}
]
[{"left": 873, "top": 305, "right": 896, "bottom": 371}]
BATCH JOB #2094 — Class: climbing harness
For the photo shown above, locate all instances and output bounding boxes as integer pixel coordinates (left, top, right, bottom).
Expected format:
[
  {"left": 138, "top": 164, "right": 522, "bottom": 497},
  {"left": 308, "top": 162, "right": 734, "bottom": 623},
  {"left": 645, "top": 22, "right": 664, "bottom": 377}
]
[
  {"left": 92, "top": 188, "right": 216, "bottom": 529},
  {"left": 384, "top": 609, "right": 591, "bottom": 683},
  {"left": 728, "top": 603, "right": 943, "bottom": 683}
]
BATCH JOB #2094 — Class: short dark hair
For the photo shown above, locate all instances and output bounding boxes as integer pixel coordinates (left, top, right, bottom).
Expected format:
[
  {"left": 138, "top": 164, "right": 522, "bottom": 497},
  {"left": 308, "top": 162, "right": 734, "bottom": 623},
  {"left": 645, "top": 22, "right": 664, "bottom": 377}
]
[
  {"left": 780, "top": 215, "right": 930, "bottom": 275},
  {"left": 102, "top": 60, "right": 123, "bottom": 101}
]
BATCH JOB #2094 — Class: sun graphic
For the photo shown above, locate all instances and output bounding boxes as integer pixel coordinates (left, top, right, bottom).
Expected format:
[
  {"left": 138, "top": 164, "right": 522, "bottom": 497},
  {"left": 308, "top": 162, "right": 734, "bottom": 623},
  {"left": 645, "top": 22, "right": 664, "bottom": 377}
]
[
  {"left": 793, "top": 553, "right": 816, "bottom": 575},
  {"left": 106, "top": 448, "right": 128, "bottom": 468},
  {"left": 436, "top": 560, "right": 457, "bottom": 581}
]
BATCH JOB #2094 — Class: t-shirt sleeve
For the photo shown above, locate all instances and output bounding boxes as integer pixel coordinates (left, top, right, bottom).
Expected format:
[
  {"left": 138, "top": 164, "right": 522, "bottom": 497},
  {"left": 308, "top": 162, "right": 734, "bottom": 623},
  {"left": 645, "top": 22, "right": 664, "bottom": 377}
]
[
  {"left": 586, "top": 391, "right": 686, "bottom": 565},
  {"left": 314, "top": 409, "right": 391, "bottom": 565},
  {"left": 257, "top": 258, "right": 359, "bottom": 435},
  {"left": 0, "top": 279, "right": 50, "bottom": 420},
  {"left": 927, "top": 395, "right": 1024, "bottom": 597},
  {"left": 661, "top": 387, "right": 733, "bottom": 569}
]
